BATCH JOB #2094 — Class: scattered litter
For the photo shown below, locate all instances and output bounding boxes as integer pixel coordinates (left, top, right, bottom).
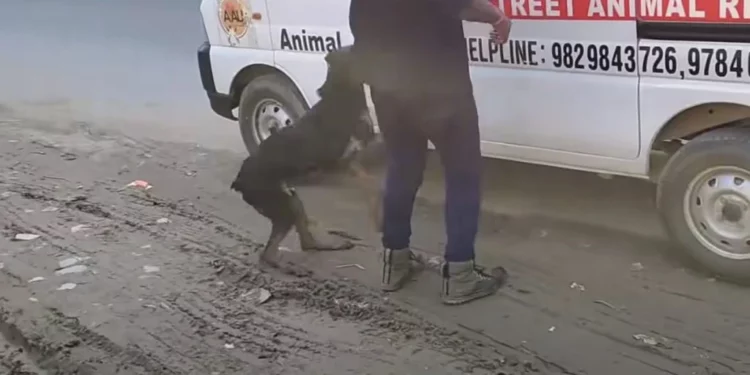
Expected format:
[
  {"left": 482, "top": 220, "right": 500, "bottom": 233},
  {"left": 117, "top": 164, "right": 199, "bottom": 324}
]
[
  {"left": 569, "top": 282, "right": 586, "bottom": 291},
  {"left": 336, "top": 263, "right": 365, "bottom": 270},
  {"left": 70, "top": 224, "right": 90, "bottom": 233},
  {"left": 594, "top": 300, "right": 619, "bottom": 310},
  {"left": 224, "top": 343, "right": 235, "bottom": 349},
  {"left": 0, "top": 262, "right": 3, "bottom": 270},
  {"left": 140, "top": 244, "right": 152, "bottom": 249},
  {"left": 1, "top": 192, "right": 11, "bottom": 198},
  {"left": 548, "top": 326, "right": 556, "bottom": 332},
  {"left": 55, "top": 265, "right": 88, "bottom": 275},
  {"left": 538, "top": 230, "right": 548, "bottom": 238},
  {"left": 633, "top": 334, "right": 659, "bottom": 346},
  {"left": 427, "top": 256, "right": 442, "bottom": 269},
  {"left": 124, "top": 180, "right": 152, "bottom": 190},
  {"left": 24, "top": 209, "right": 34, "bottom": 213},
  {"left": 57, "top": 283, "right": 77, "bottom": 291},
  {"left": 131, "top": 252, "right": 143, "bottom": 257},
  {"left": 13, "top": 233, "right": 40, "bottom": 241},
  {"left": 156, "top": 218, "right": 171, "bottom": 224},
  {"left": 143, "top": 265, "right": 160, "bottom": 273},
  {"left": 29, "top": 297, "right": 38, "bottom": 302},
  {"left": 41, "top": 207, "right": 59, "bottom": 212},
  {"left": 28, "top": 277, "right": 46, "bottom": 283},
  {"left": 8, "top": 140, "right": 19, "bottom": 143},
  {"left": 160, "top": 302, "right": 172, "bottom": 311},
  {"left": 138, "top": 275, "right": 159, "bottom": 280},
  {"left": 631, "top": 262, "right": 644, "bottom": 271},
  {"left": 242, "top": 288, "right": 272, "bottom": 305},
  {"left": 59, "top": 257, "right": 89, "bottom": 269},
  {"left": 597, "top": 173, "right": 614, "bottom": 180}
]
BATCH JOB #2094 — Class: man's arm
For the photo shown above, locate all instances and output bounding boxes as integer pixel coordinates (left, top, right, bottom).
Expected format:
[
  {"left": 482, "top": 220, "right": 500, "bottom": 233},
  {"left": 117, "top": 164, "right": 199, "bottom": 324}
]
[{"left": 428, "top": 0, "right": 505, "bottom": 24}]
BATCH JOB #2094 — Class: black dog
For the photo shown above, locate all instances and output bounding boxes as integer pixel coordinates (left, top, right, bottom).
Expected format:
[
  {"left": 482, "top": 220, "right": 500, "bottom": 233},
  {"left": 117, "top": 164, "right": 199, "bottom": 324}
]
[{"left": 231, "top": 46, "right": 378, "bottom": 267}]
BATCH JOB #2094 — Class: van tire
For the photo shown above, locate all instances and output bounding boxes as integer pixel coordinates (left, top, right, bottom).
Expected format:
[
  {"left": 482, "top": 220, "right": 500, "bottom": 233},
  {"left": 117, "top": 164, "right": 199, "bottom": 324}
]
[
  {"left": 657, "top": 125, "right": 750, "bottom": 283},
  {"left": 237, "top": 74, "right": 308, "bottom": 155}
]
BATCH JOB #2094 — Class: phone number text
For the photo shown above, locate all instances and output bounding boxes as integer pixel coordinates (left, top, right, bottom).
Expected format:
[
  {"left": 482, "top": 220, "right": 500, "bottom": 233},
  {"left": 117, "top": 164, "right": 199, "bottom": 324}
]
[{"left": 466, "top": 38, "right": 750, "bottom": 81}]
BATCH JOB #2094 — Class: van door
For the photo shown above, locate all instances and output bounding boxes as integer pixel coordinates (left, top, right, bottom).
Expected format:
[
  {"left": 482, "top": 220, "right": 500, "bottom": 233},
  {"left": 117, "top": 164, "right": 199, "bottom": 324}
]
[
  {"left": 213, "top": 0, "right": 273, "bottom": 50},
  {"left": 469, "top": 0, "right": 640, "bottom": 160}
]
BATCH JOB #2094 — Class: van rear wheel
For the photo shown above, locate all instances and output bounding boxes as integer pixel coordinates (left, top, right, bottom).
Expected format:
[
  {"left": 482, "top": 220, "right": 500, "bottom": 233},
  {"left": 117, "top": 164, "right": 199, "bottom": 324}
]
[
  {"left": 657, "top": 126, "right": 750, "bottom": 283},
  {"left": 237, "top": 74, "right": 308, "bottom": 155}
]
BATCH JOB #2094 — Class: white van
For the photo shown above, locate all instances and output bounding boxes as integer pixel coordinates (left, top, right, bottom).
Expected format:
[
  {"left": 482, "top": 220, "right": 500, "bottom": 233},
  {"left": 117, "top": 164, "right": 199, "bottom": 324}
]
[{"left": 198, "top": 0, "right": 750, "bottom": 281}]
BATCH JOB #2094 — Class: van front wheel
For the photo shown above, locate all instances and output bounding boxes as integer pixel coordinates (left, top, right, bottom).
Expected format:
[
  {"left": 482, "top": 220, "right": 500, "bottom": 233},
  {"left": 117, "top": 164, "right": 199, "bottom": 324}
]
[
  {"left": 237, "top": 74, "right": 308, "bottom": 155},
  {"left": 657, "top": 126, "right": 750, "bottom": 282}
]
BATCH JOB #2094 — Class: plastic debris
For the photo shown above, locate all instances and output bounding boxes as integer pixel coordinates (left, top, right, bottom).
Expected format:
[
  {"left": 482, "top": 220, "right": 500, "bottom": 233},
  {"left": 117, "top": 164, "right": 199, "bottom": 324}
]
[
  {"left": 71, "top": 224, "right": 90, "bottom": 233},
  {"left": 538, "top": 230, "right": 548, "bottom": 238},
  {"left": 41, "top": 207, "right": 59, "bottom": 212},
  {"left": 28, "top": 277, "right": 45, "bottom": 283},
  {"left": 242, "top": 288, "right": 272, "bottom": 305},
  {"left": 29, "top": 297, "right": 38, "bottom": 302},
  {"left": 24, "top": 209, "right": 34, "bottom": 213},
  {"left": 224, "top": 343, "right": 235, "bottom": 349},
  {"left": 57, "top": 283, "right": 77, "bottom": 291},
  {"left": 13, "top": 233, "right": 40, "bottom": 241},
  {"left": 59, "top": 257, "right": 89, "bottom": 269},
  {"left": 631, "top": 262, "right": 644, "bottom": 271},
  {"left": 594, "top": 300, "right": 619, "bottom": 310},
  {"left": 55, "top": 265, "right": 88, "bottom": 275},
  {"left": 140, "top": 244, "right": 152, "bottom": 249},
  {"left": 1, "top": 192, "right": 11, "bottom": 199},
  {"left": 570, "top": 282, "right": 586, "bottom": 291},
  {"left": 336, "top": 263, "right": 365, "bottom": 270},
  {"left": 143, "top": 265, "right": 160, "bottom": 273},
  {"left": 548, "top": 326, "right": 556, "bottom": 332},
  {"left": 0, "top": 262, "right": 3, "bottom": 270},
  {"left": 124, "top": 180, "right": 152, "bottom": 190},
  {"left": 156, "top": 218, "right": 171, "bottom": 224},
  {"left": 633, "top": 334, "right": 659, "bottom": 346}
]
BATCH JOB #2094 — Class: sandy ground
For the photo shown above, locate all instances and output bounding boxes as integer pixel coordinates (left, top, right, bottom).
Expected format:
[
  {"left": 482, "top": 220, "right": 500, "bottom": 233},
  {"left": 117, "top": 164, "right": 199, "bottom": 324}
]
[{"left": 1, "top": 108, "right": 750, "bottom": 375}]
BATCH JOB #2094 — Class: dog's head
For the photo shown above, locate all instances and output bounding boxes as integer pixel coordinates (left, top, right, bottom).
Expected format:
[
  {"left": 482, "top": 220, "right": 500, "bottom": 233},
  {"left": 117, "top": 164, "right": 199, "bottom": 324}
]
[{"left": 317, "top": 46, "right": 365, "bottom": 101}]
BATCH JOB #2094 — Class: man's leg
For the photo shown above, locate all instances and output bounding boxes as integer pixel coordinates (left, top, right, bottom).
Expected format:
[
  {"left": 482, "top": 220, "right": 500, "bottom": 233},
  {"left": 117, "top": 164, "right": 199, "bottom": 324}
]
[
  {"left": 371, "top": 90, "right": 428, "bottom": 292},
  {"left": 427, "top": 94, "right": 508, "bottom": 305}
]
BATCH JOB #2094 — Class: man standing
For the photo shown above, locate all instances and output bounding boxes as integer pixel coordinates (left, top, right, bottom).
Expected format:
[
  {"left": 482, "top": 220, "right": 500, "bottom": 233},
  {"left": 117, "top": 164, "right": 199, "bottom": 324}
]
[{"left": 349, "top": 0, "right": 512, "bottom": 305}]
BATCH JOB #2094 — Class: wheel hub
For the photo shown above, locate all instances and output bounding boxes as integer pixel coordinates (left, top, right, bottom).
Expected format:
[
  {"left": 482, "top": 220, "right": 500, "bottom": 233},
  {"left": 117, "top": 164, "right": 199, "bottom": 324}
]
[
  {"left": 685, "top": 167, "right": 750, "bottom": 260},
  {"left": 252, "top": 99, "right": 292, "bottom": 143}
]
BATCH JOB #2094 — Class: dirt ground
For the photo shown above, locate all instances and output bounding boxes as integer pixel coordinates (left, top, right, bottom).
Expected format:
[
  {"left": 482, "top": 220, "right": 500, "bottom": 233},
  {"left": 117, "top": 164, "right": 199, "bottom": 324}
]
[{"left": 1, "top": 113, "right": 749, "bottom": 375}]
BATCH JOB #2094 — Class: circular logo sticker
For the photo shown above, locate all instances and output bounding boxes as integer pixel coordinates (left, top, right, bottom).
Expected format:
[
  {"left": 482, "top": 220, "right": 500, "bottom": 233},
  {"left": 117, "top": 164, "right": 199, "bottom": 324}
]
[{"left": 219, "top": 0, "right": 250, "bottom": 39}]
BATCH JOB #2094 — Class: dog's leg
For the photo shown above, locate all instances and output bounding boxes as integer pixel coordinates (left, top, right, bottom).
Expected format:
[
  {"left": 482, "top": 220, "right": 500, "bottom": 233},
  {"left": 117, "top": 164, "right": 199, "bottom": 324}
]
[
  {"left": 287, "top": 188, "right": 353, "bottom": 251},
  {"left": 256, "top": 219, "right": 294, "bottom": 268}
]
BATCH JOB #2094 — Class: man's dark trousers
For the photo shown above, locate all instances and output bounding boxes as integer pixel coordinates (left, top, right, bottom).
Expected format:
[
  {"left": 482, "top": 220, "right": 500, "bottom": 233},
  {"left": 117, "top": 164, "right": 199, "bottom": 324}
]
[{"left": 372, "top": 89, "right": 481, "bottom": 263}]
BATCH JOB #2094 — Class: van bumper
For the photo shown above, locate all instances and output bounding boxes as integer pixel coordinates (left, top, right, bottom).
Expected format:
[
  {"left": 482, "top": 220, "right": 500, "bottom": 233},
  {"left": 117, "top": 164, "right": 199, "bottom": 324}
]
[{"left": 198, "top": 42, "right": 237, "bottom": 121}]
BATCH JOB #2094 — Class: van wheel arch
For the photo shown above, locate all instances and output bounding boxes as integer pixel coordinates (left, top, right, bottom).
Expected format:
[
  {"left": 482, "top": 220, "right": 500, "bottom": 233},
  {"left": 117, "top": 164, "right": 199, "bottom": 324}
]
[
  {"left": 648, "top": 103, "right": 750, "bottom": 181},
  {"left": 229, "top": 64, "right": 307, "bottom": 108}
]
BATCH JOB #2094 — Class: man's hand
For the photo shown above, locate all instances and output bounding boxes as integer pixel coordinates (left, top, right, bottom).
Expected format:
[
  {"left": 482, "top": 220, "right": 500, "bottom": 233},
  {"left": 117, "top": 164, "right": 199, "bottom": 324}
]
[{"left": 490, "top": 15, "right": 511, "bottom": 44}]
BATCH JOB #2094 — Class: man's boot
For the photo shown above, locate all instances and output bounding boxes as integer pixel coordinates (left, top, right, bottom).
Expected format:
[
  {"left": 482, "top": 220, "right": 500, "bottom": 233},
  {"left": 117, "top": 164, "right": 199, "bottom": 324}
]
[
  {"left": 441, "top": 260, "right": 508, "bottom": 305},
  {"left": 381, "top": 248, "right": 420, "bottom": 292}
]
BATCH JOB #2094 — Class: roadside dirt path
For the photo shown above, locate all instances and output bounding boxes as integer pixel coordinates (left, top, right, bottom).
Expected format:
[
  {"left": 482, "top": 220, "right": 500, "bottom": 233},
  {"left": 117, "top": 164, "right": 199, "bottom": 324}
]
[
  {"left": 0, "top": 119, "right": 544, "bottom": 375},
  {"left": 1, "top": 116, "right": 749, "bottom": 375}
]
